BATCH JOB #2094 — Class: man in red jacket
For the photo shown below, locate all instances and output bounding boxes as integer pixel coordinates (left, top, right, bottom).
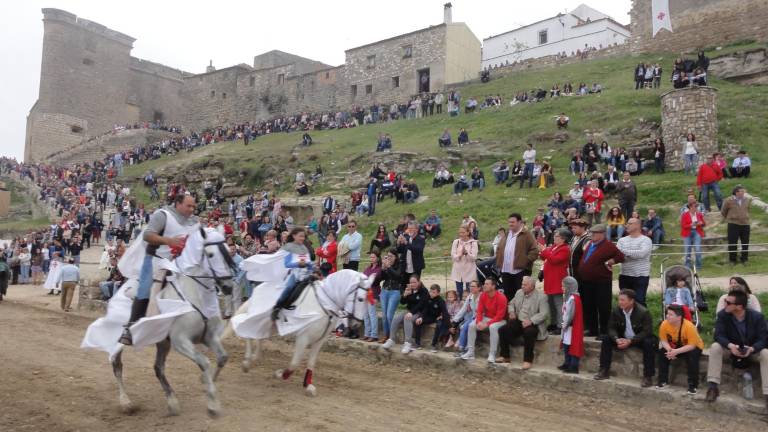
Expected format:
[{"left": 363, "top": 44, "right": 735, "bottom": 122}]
[
  {"left": 461, "top": 278, "right": 508, "bottom": 362},
  {"left": 578, "top": 224, "right": 625, "bottom": 337},
  {"left": 696, "top": 153, "right": 723, "bottom": 212}
]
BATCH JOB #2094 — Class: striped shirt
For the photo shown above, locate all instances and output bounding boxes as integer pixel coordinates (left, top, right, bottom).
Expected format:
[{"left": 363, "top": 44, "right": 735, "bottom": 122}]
[{"left": 616, "top": 235, "right": 652, "bottom": 277}]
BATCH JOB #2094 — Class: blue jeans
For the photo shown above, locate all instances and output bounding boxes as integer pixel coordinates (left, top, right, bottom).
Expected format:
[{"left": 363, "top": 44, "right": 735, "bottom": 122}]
[
  {"left": 20, "top": 264, "right": 30, "bottom": 283},
  {"left": 137, "top": 254, "right": 154, "bottom": 300},
  {"left": 379, "top": 289, "right": 400, "bottom": 338},
  {"left": 458, "top": 319, "right": 471, "bottom": 350},
  {"left": 100, "top": 281, "right": 117, "bottom": 300},
  {"left": 363, "top": 301, "right": 378, "bottom": 338},
  {"left": 470, "top": 178, "right": 485, "bottom": 190},
  {"left": 454, "top": 281, "right": 470, "bottom": 301},
  {"left": 606, "top": 224, "right": 625, "bottom": 241},
  {"left": 276, "top": 273, "right": 298, "bottom": 305},
  {"left": 683, "top": 231, "right": 703, "bottom": 270},
  {"left": 684, "top": 154, "right": 698, "bottom": 175},
  {"left": 522, "top": 163, "right": 534, "bottom": 187},
  {"left": 700, "top": 182, "right": 723, "bottom": 211}
]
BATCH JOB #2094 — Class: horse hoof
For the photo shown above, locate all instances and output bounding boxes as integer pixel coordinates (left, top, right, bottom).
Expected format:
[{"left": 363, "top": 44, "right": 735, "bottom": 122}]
[
  {"left": 119, "top": 395, "right": 135, "bottom": 414},
  {"left": 305, "top": 384, "right": 317, "bottom": 397},
  {"left": 167, "top": 396, "right": 180, "bottom": 416},
  {"left": 241, "top": 361, "right": 250, "bottom": 373},
  {"left": 207, "top": 407, "right": 220, "bottom": 418},
  {"left": 274, "top": 369, "right": 284, "bottom": 379}
]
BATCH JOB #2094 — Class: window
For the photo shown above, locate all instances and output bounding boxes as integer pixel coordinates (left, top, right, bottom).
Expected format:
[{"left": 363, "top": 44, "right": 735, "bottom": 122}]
[
  {"left": 325, "top": 71, "right": 330, "bottom": 79},
  {"left": 223, "top": 71, "right": 229, "bottom": 78},
  {"left": 403, "top": 45, "right": 413, "bottom": 58},
  {"left": 210, "top": 90, "right": 216, "bottom": 98},
  {"left": 277, "top": 73, "right": 285, "bottom": 85},
  {"left": 222, "top": 92, "right": 227, "bottom": 99},
  {"left": 249, "top": 76, "right": 255, "bottom": 87},
  {"left": 82, "top": 58, "right": 94, "bottom": 66},
  {"left": 367, "top": 55, "right": 376, "bottom": 68},
  {"left": 350, "top": 85, "right": 357, "bottom": 98},
  {"left": 365, "top": 84, "right": 373, "bottom": 95},
  {"left": 70, "top": 125, "right": 83, "bottom": 133},
  {"left": 538, "top": 30, "right": 548, "bottom": 45},
  {"left": 392, "top": 76, "right": 400, "bottom": 88}
]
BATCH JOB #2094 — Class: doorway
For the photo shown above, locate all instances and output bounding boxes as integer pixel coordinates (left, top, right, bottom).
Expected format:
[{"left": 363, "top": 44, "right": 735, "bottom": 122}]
[{"left": 417, "top": 68, "right": 430, "bottom": 93}]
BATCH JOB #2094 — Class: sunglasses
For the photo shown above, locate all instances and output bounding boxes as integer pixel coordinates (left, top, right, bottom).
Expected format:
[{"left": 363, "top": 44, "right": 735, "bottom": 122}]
[{"left": 724, "top": 300, "right": 737, "bottom": 306}]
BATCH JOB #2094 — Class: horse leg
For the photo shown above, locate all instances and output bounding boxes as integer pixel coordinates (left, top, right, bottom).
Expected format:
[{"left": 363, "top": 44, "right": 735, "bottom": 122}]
[
  {"left": 242, "top": 338, "right": 262, "bottom": 373},
  {"left": 154, "top": 338, "right": 179, "bottom": 416},
  {"left": 303, "top": 338, "right": 326, "bottom": 397},
  {"left": 275, "top": 331, "right": 309, "bottom": 382},
  {"left": 171, "top": 336, "right": 221, "bottom": 418},
  {"left": 205, "top": 326, "right": 229, "bottom": 383},
  {"left": 111, "top": 347, "right": 134, "bottom": 413}
]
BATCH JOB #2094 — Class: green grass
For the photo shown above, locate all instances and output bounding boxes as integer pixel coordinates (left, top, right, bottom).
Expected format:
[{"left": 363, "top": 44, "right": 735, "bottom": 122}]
[
  {"left": 0, "top": 217, "right": 51, "bottom": 237},
  {"left": 118, "top": 42, "right": 768, "bottom": 278}
]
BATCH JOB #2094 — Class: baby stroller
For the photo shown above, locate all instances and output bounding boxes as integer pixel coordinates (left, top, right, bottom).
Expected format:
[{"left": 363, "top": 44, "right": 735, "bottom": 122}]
[
  {"left": 475, "top": 257, "right": 500, "bottom": 285},
  {"left": 659, "top": 259, "right": 707, "bottom": 328}
]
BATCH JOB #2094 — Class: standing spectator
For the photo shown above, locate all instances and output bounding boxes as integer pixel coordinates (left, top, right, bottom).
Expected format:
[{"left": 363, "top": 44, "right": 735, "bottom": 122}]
[
  {"left": 594, "top": 289, "right": 656, "bottom": 387},
  {"left": 18, "top": 248, "right": 31, "bottom": 284},
  {"left": 0, "top": 256, "right": 9, "bottom": 301},
  {"left": 338, "top": 219, "right": 362, "bottom": 271},
  {"left": 396, "top": 222, "right": 425, "bottom": 279},
  {"left": 616, "top": 172, "right": 637, "bottom": 220},
  {"left": 681, "top": 195, "right": 706, "bottom": 270},
  {"left": 729, "top": 150, "right": 751, "bottom": 178},
  {"left": 497, "top": 276, "right": 549, "bottom": 369},
  {"left": 616, "top": 218, "right": 653, "bottom": 306},
  {"left": 375, "top": 249, "right": 403, "bottom": 343},
  {"left": 559, "top": 276, "right": 584, "bottom": 374},
  {"left": 578, "top": 224, "right": 625, "bottom": 337},
  {"left": 583, "top": 180, "right": 604, "bottom": 224},
  {"left": 521, "top": 144, "right": 536, "bottom": 188},
  {"left": 721, "top": 185, "right": 751, "bottom": 264},
  {"left": 57, "top": 258, "right": 80, "bottom": 312},
  {"left": 705, "top": 289, "right": 768, "bottom": 407},
  {"left": 366, "top": 178, "right": 377, "bottom": 216},
  {"left": 538, "top": 229, "right": 570, "bottom": 334},
  {"left": 634, "top": 63, "right": 646, "bottom": 90},
  {"left": 494, "top": 213, "right": 538, "bottom": 298},
  {"left": 450, "top": 226, "right": 478, "bottom": 301},
  {"left": 682, "top": 133, "right": 699, "bottom": 175},
  {"left": 653, "top": 138, "right": 666, "bottom": 173},
  {"left": 315, "top": 231, "right": 338, "bottom": 274},
  {"left": 362, "top": 252, "right": 382, "bottom": 342},
  {"left": 697, "top": 153, "right": 724, "bottom": 212},
  {"left": 461, "top": 278, "right": 507, "bottom": 362},
  {"left": 656, "top": 304, "right": 704, "bottom": 394},
  {"left": 568, "top": 218, "right": 591, "bottom": 278}
]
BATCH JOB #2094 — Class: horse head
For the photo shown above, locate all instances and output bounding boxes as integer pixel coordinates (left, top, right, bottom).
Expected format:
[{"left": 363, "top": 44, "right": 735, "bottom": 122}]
[{"left": 177, "top": 227, "right": 238, "bottom": 295}]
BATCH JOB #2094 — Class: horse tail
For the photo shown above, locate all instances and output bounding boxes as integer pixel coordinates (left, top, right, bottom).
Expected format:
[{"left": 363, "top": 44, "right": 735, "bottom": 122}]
[{"left": 220, "top": 299, "right": 250, "bottom": 340}]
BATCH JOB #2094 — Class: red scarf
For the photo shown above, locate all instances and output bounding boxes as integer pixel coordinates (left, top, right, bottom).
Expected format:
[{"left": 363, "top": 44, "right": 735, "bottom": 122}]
[{"left": 568, "top": 295, "right": 585, "bottom": 358}]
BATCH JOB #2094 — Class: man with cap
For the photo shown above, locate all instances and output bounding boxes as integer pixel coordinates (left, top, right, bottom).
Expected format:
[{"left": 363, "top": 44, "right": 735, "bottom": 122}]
[
  {"left": 568, "top": 218, "right": 591, "bottom": 277},
  {"left": 578, "top": 223, "right": 624, "bottom": 337}
]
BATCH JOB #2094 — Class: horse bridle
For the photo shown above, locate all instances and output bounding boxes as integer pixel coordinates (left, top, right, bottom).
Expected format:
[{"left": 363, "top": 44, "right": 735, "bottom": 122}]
[
  {"left": 182, "top": 228, "right": 238, "bottom": 294},
  {"left": 314, "top": 282, "right": 367, "bottom": 323}
]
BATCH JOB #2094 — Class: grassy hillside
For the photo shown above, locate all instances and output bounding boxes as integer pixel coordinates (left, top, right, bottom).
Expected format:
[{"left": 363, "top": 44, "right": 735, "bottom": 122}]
[{"left": 120, "top": 41, "right": 768, "bottom": 278}]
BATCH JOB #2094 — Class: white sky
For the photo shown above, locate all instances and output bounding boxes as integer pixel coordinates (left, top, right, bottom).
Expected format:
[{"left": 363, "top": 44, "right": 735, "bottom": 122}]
[{"left": 0, "top": 0, "right": 631, "bottom": 161}]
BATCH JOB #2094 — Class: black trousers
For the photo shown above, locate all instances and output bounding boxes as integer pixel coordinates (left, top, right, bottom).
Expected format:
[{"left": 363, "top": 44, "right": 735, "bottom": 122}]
[
  {"left": 618, "top": 275, "right": 649, "bottom": 307},
  {"left": 657, "top": 347, "right": 701, "bottom": 387},
  {"left": 581, "top": 279, "right": 612, "bottom": 335},
  {"left": 727, "top": 223, "right": 750, "bottom": 263},
  {"left": 499, "top": 319, "right": 538, "bottom": 362},
  {"left": 343, "top": 261, "right": 359, "bottom": 271},
  {"left": 500, "top": 271, "right": 529, "bottom": 299},
  {"left": 599, "top": 335, "right": 656, "bottom": 377}
]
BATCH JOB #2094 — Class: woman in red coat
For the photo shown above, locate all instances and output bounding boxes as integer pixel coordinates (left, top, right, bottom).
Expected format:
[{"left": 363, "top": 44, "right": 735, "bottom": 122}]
[
  {"left": 582, "top": 179, "right": 604, "bottom": 225},
  {"left": 315, "top": 230, "right": 338, "bottom": 273},
  {"left": 538, "top": 229, "right": 571, "bottom": 335},
  {"left": 680, "top": 194, "right": 706, "bottom": 270}
]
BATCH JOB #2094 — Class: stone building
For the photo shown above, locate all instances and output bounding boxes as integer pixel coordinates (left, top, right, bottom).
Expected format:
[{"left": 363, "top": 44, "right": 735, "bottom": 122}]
[
  {"left": 25, "top": 5, "right": 481, "bottom": 163},
  {"left": 629, "top": 0, "right": 768, "bottom": 54},
  {"left": 660, "top": 86, "right": 718, "bottom": 170}
]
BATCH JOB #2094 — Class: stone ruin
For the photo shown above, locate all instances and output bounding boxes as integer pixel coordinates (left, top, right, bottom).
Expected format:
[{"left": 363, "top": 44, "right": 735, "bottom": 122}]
[{"left": 660, "top": 86, "right": 718, "bottom": 170}]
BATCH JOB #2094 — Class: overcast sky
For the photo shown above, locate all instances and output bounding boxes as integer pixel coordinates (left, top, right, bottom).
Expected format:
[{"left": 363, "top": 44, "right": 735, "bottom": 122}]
[{"left": 0, "top": 0, "right": 631, "bottom": 161}]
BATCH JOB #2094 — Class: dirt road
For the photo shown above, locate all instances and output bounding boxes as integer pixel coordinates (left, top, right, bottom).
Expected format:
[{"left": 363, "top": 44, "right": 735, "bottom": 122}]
[{"left": 1, "top": 300, "right": 763, "bottom": 432}]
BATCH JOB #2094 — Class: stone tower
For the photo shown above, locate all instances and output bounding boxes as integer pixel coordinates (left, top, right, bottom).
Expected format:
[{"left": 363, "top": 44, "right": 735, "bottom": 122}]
[
  {"left": 25, "top": 9, "right": 137, "bottom": 162},
  {"left": 661, "top": 86, "right": 718, "bottom": 170}
]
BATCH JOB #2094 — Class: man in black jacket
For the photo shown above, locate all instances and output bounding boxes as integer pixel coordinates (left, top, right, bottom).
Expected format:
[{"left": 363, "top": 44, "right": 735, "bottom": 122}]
[
  {"left": 413, "top": 284, "right": 451, "bottom": 352},
  {"left": 594, "top": 289, "right": 656, "bottom": 387},
  {"left": 381, "top": 276, "right": 429, "bottom": 353},
  {"left": 396, "top": 222, "right": 425, "bottom": 279},
  {"left": 705, "top": 290, "right": 768, "bottom": 408}
]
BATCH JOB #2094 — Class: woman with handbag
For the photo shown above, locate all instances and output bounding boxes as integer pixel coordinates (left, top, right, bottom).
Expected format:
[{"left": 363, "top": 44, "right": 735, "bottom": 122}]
[
  {"left": 450, "top": 226, "right": 478, "bottom": 301},
  {"left": 582, "top": 180, "right": 604, "bottom": 224},
  {"left": 538, "top": 229, "right": 571, "bottom": 335},
  {"left": 314, "top": 230, "right": 338, "bottom": 274}
]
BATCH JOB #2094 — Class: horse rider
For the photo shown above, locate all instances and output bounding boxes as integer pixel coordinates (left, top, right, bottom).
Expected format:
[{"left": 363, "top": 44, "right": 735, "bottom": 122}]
[
  {"left": 119, "top": 193, "right": 199, "bottom": 345},
  {"left": 271, "top": 227, "right": 315, "bottom": 321}
]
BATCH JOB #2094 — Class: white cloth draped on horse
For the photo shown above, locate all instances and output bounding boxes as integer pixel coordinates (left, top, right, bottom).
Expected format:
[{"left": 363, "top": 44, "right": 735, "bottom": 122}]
[
  {"left": 82, "top": 228, "right": 229, "bottom": 357},
  {"left": 232, "top": 251, "right": 367, "bottom": 340},
  {"left": 43, "top": 259, "right": 62, "bottom": 291}
]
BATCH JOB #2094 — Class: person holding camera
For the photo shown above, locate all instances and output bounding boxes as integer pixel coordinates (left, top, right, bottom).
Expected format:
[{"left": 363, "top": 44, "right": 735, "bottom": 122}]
[{"left": 706, "top": 289, "right": 768, "bottom": 409}]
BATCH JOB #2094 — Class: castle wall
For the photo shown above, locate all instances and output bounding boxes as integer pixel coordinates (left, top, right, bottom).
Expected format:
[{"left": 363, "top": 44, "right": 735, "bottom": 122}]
[
  {"left": 629, "top": 0, "right": 768, "bottom": 54},
  {"left": 127, "top": 58, "right": 187, "bottom": 125}
]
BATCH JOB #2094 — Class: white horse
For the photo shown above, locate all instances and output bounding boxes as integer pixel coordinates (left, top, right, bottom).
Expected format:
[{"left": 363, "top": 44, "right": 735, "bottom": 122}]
[
  {"left": 84, "top": 227, "right": 238, "bottom": 417},
  {"left": 229, "top": 268, "right": 371, "bottom": 397}
]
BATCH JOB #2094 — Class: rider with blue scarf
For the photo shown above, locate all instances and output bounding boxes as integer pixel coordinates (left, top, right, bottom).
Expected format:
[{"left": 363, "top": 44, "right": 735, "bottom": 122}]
[{"left": 271, "top": 227, "right": 314, "bottom": 320}]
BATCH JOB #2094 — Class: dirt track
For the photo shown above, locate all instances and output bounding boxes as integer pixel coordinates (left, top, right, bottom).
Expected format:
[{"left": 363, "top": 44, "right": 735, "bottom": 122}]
[{"left": 0, "top": 299, "right": 762, "bottom": 432}]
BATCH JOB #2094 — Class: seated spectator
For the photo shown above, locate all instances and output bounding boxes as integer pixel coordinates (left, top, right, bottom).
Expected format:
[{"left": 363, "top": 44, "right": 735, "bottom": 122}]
[
  {"left": 301, "top": 133, "right": 313, "bottom": 146},
  {"left": 492, "top": 159, "right": 510, "bottom": 185},
  {"left": 550, "top": 83, "right": 560, "bottom": 98},
  {"left": 570, "top": 153, "right": 586, "bottom": 176},
  {"left": 461, "top": 278, "right": 508, "bottom": 362},
  {"left": 537, "top": 161, "right": 554, "bottom": 189},
  {"left": 692, "top": 67, "right": 707, "bottom": 86},
  {"left": 413, "top": 284, "right": 451, "bottom": 352},
  {"left": 603, "top": 165, "right": 620, "bottom": 196},
  {"left": 642, "top": 208, "right": 665, "bottom": 246},
  {"left": 663, "top": 277, "right": 696, "bottom": 317},
  {"left": 403, "top": 180, "right": 420, "bottom": 203},
  {"left": 506, "top": 160, "right": 523, "bottom": 187},
  {"left": 556, "top": 113, "right": 570, "bottom": 129},
  {"left": 438, "top": 129, "right": 452, "bottom": 147},
  {"left": 594, "top": 289, "right": 656, "bottom": 388},
  {"left": 355, "top": 195, "right": 370, "bottom": 216},
  {"left": 381, "top": 275, "right": 429, "bottom": 352},
  {"left": 705, "top": 289, "right": 768, "bottom": 407},
  {"left": 605, "top": 207, "right": 626, "bottom": 241},
  {"left": 469, "top": 166, "right": 485, "bottom": 191},
  {"left": 716, "top": 277, "right": 762, "bottom": 313},
  {"left": 458, "top": 128, "right": 469, "bottom": 146},
  {"left": 730, "top": 150, "right": 751, "bottom": 178},
  {"left": 453, "top": 170, "right": 470, "bottom": 195},
  {"left": 423, "top": 210, "right": 442, "bottom": 239},
  {"left": 315, "top": 231, "right": 338, "bottom": 274},
  {"left": 590, "top": 83, "right": 602, "bottom": 94},
  {"left": 451, "top": 280, "right": 482, "bottom": 355},
  {"left": 559, "top": 277, "right": 584, "bottom": 374},
  {"left": 432, "top": 165, "right": 453, "bottom": 188},
  {"left": 368, "top": 224, "right": 392, "bottom": 253},
  {"left": 656, "top": 304, "right": 704, "bottom": 394},
  {"left": 547, "top": 191, "right": 565, "bottom": 213},
  {"left": 295, "top": 181, "right": 309, "bottom": 196},
  {"left": 99, "top": 260, "right": 124, "bottom": 300},
  {"left": 497, "top": 276, "right": 548, "bottom": 368}
]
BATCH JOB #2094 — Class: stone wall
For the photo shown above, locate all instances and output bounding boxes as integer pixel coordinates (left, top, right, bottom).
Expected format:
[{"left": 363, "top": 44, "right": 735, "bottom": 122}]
[
  {"left": 629, "top": 0, "right": 768, "bottom": 54},
  {"left": 709, "top": 48, "right": 768, "bottom": 85},
  {"left": 660, "top": 87, "right": 718, "bottom": 170}
]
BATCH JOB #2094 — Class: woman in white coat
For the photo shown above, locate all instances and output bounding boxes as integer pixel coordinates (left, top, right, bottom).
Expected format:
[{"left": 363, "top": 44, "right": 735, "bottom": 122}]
[{"left": 450, "top": 226, "right": 478, "bottom": 301}]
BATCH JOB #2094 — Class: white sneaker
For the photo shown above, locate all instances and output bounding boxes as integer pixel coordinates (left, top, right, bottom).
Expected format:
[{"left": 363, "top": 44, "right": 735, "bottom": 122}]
[
  {"left": 487, "top": 354, "right": 496, "bottom": 363},
  {"left": 460, "top": 349, "right": 475, "bottom": 360},
  {"left": 382, "top": 339, "right": 395, "bottom": 350},
  {"left": 401, "top": 342, "right": 413, "bottom": 354}
]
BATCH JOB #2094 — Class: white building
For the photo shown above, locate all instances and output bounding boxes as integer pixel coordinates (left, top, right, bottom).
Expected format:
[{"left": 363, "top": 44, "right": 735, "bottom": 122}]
[{"left": 482, "top": 4, "right": 630, "bottom": 69}]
